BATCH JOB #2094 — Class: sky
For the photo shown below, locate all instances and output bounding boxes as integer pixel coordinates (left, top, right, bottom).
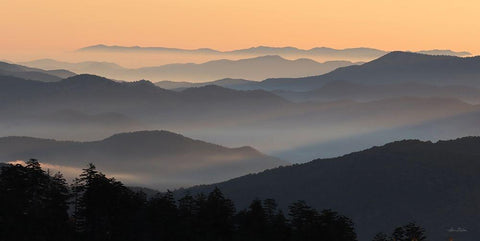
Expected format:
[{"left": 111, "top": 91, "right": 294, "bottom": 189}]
[{"left": 1, "top": 0, "right": 479, "bottom": 61}]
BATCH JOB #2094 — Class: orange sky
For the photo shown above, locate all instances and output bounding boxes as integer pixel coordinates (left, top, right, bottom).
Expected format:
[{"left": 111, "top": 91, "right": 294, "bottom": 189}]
[{"left": 1, "top": 0, "right": 479, "bottom": 60}]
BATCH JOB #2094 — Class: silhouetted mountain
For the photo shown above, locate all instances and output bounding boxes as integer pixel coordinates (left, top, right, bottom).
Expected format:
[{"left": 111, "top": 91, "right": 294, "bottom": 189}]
[
  {"left": 255, "top": 52, "right": 480, "bottom": 91},
  {"left": 179, "top": 137, "right": 480, "bottom": 241},
  {"left": 179, "top": 85, "right": 283, "bottom": 103},
  {"left": 43, "top": 69, "right": 76, "bottom": 79},
  {"left": 417, "top": 49, "right": 471, "bottom": 56},
  {"left": 3, "top": 74, "right": 479, "bottom": 161},
  {"left": 78, "top": 45, "right": 471, "bottom": 60},
  {"left": 0, "top": 74, "right": 286, "bottom": 113},
  {"left": 19, "top": 58, "right": 124, "bottom": 76},
  {"left": 0, "top": 74, "right": 290, "bottom": 140},
  {"left": 273, "top": 81, "right": 480, "bottom": 103},
  {"left": 135, "top": 56, "right": 359, "bottom": 81},
  {"left": 21, "top": 56, "right": 360, "bottom": 82},
  {"left": 0, "top": 61, "right": 76, "bottom": 82},
  {"left": 77, "top": 44, "right": 221, "bottom": 54},
  {"left": 0, "top": 130, "right": 286, "bottom": 189},
  {"left": 229, "top": 46, "right": 387, "bottom": 59},
  {"left": 155, "top": 78, "right": 256, "bottom": 90},
  {"left": 3, "top": 74, "right": 480, "bottom": 162}
]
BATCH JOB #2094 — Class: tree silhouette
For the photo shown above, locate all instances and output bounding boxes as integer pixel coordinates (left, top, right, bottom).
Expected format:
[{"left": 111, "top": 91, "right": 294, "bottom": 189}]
[
  {"left": 72, "top": 163, "right": 144, "bottom": 241},
  {"left": 372, "top": 232, "right": 389, "bottom": 241},
  {"left": 146, "top": 191, "right": 180, "bottom": 241},
  {"left": 236, "top": 198, "right": 290, "bottom": 241},
  {"left": 391, "top": 222, "right": 427, "bottom": 241},
  {"left": 0, "top": 159, "right": 71, "bottom": 241},
  {"left": 289, "top": 201, "right": 357, "bottom": 241},
  {"left": 177, "top": 193, "right": 198, "bottom": 241},
  {"left": 373, "top": 222, "right": 428, "bottom": 241},
  {"left": 203, "top": 187, "right": 236, "bottom": 241},
  {"left": 0, "top": 162, "right": 364, "bottom": 241},
  {"left": 236, "top": 199, "right": 267, "bottom": 241}
]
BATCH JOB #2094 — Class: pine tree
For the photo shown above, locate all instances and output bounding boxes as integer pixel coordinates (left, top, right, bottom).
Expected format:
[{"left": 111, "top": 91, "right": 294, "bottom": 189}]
[
  {"left": 72, "top": 163, "right": 143, "bottom": 241},
  {"left": 372, "top": 232, "right": 390, "bottom": 241},
  {"left": 0, "top": 159, "right": 71, "bottom": 241}
]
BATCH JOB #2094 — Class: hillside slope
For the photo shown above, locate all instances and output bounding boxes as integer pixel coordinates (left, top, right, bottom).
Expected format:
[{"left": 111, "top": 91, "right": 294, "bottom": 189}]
[
  {"left": 0, "top": 130, "right": 286, "bottom": 189},
  {"left": 179, "top": 137, "right": 480, "bottom": 241},
  {"left": 256, "top": 52, "right": 480, "bottom": 91}
]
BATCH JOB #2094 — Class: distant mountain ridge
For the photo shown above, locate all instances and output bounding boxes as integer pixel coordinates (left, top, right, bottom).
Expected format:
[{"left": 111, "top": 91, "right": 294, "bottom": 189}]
[
  {"left": 0, "top": 130, "right": 287, "bottom": 189},
  {"left": 154, "top": 78, "right": 256, "bottom": 90},
  {"left": 78, "top": 44, "right": 472, "bottom": 58},
  {"left": 417, "top": 49, "right": 471, "bottom": 56},
  {"left": 20, "top": 55, "right": 360, "bottom": 82},
  {"left": 178, "top": 137, "right": 480, "bottom": 241}
]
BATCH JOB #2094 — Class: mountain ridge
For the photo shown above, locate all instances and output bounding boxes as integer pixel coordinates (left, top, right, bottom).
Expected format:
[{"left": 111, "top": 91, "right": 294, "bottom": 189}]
[
  {"left": 0, "top": 130, "right": 287, "bottom": 189},
  {"left": 0, "top": 61, "right": 76, "bottom": 82},
  {"left": 20, "top": 55, "right": 360, "bottom": 82},
  {"left": 254, "top": 51, "right": 480, "bottom": 91},
  {"left": 77, "top": 45, "right": 472, "bottom": 57},
  {"left": 177, "top": 136, "right": 480, "bottom": 241}
]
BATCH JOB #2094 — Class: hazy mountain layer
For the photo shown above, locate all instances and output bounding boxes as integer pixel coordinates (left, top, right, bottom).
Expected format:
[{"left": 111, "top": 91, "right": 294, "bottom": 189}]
[
  {"left": 21, "top": 56, "right": 360, "bottom": 82},
  {"left": 273, "top": 81, "right": 480, "bottom": 104},
  {"left": 1, "top": 74, "right": 479, "bottom": 161},
  {"left": 0, "top": 61, "right": 76, "bottom": 82},
  {"left": 78, "top": 45, "right": 471, "bottom": 59},
  {"left": 0, "top": 130, "right": 286, "bottom": 189},
  {"left": 178, "top": 137, "right": 480, "bottom": 241},
  {"left": 154, "top": 78, "right": 257, "bottom": 90},
  {"left": 0, "top": 74, "right": 287, "bottom": 117},
  {"left": 237, "top": 52, "right": 480, "bottom": 91},
  {"left": 187, "top": 97, "right": 478, "bottom": 161}
]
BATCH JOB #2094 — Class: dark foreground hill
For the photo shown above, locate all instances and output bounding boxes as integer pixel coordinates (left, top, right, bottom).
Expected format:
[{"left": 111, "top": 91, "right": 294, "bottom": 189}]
[
  {"left": 178, "top": 137, "right": 480, "bottom": 241},
  {"left": 0, "top": 130, "right": 286, "bottom": 189}
]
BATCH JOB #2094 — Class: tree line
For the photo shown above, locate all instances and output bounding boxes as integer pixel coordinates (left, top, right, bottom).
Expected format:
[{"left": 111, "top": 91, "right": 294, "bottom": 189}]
[{"left": 0, "top": 159, "right": 426, "bottom": 241}]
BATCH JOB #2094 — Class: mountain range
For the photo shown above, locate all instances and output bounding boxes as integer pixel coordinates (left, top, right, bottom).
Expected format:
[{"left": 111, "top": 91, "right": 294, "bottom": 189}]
[
  {"left": 154, "top": 78, "right": 256, "bottom": 90},
  {"left": 0, "top": 74, "right": 287, "bottom": 114},
  {"left": 0, "top": 130, "right": 286, "bottom": 189},
  {"left": 178, "top": 137, "right": 480, "bottom": 241},
  {"left": 0, "top": 74, "right": 292, "bottom": 141},
  {"left": 18, "top": 51, "right": 480, "bottom": 90},
  {"left": 20, "top": 55, "right": 360, "bottom": 82},
  {"left": 1, "top": 72, "right": 480, "bottom": 161},
  {"left": 245, "top": 52, "right": 480, "bottom": 91},
  {"left": 0, "top": 61, "right": 76, "bottom": 82},
  {"left": 5, "top": 55, "right": 480, "bottom": 162},
  {"left": 78, "top": 45, "right": 472, "bottom": 60},
  {"left": 134, "top": 51, "right": 480, "bottom": 94}
]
